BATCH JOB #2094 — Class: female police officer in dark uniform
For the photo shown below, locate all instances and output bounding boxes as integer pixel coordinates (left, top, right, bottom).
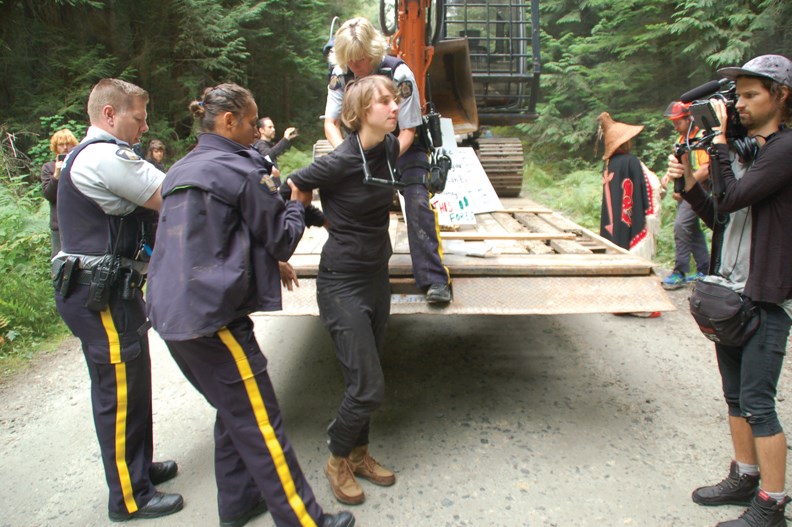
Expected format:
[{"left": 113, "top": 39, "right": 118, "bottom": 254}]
[
  {"left": 145, "top": 83, "right": 354, "bottom": 527},
  {"left": 284, "top": 75, "right": 400, "bottom": 506}
]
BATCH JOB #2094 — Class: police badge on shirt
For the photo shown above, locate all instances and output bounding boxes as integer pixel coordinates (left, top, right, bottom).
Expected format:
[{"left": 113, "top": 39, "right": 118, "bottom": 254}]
[
  {"left": 328, "top": 74, "right": 343, "bottom": 91},
  {"left": 397, "top": 80, "right": 413, "bottom": 100},
  {"left": 259, "top": 172, "right": 278, "bottom": 193},
  {"left": 116, "top": 146, "right": 141, "bottom": 161}
]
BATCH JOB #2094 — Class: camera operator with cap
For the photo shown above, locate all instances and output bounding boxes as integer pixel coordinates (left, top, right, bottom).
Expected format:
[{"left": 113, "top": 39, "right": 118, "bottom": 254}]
[
  {"left": 660, "top": 101, "right": 711, "bottom": 290},
  {"left": 669, "top": 54, "right": 792, "bottom": 527}
]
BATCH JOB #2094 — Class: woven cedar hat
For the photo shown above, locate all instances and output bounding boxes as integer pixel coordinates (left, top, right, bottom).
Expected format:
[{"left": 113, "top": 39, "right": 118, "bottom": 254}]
[{"left": 597, "top": 112, "right": 644, "bottom": 160}]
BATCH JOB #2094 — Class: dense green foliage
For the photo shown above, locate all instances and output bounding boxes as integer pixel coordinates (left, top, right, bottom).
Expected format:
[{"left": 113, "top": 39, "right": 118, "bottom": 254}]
[
  {"left": 0, "top": 129, "right": 69, "bottom": 361},
  {"left": 0, "top": 0, "right": 374, "bottom": 154},
  {"left": 521, "top": 0, "right": 792, "bottom": 173}
]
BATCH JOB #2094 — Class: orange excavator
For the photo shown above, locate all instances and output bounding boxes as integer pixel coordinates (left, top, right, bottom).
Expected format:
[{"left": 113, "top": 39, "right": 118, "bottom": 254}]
[{"left": 379, "top": 0, "right": 541, "bottom": 196}]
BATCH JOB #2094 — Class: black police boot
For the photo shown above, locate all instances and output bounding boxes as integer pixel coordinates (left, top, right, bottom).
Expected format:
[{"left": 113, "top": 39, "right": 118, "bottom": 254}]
[
  {"left": 692, "top": 461, "right": 759, "bottom": 506},
  {"left": 716, "top": 491, "right": 790, "bottom": 527},
  {"left": 426, "top": 283, "right": 451, "bottom": 304},
  {"left": 320, "top": 511, "right": 355, "bottom": 527},
  {"left": 219, "top": 497, "right": 268, "bottom": 527},
  {"left": 108, "top": 491, "right": 184, "bottom": 522},
  {"left": 149, "top": 460, "right": 178, "bottom": 485}
]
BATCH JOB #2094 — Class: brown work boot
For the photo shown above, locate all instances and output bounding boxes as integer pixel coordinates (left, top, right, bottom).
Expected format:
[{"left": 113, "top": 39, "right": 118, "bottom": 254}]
[
  {"left": 349, "top": 445, "right": 396, "bottom": 487},
  {"left": 324, "top": 455, "right": 365, "bottom": 505}
]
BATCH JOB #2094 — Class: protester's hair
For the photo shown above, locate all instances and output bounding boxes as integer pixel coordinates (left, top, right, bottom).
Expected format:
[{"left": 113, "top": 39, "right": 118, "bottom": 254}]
[
  {"left": 87, "top": 79, "right": 148, "bottom": 122},
  {"left": 189, "top": 83, "right": 255, "bottom": 132},
  {"left": 146, "top": 139, "right": 165, "bottom": 157},
  {"left": 756, "top": 77, "right": 792, "bottom": 124},
  {"left": 341, "top": 75, "right": 396, "bottom": 132},
  {"left": 49, "top": 129, "right": 78, "bottom": 155},
  {"left": 333, "top": 17, "right": 388, "bottom": 72},
  {"left": 257, "top": 117, "right": 273, "bottom": 129}
]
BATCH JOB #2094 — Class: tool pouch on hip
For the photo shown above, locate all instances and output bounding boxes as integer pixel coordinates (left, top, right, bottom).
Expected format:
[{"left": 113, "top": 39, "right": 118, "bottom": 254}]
[
  {"left": 85, "top": 255, "right": 120, "bottom": 311},
  {"left": 52, "top": 255, "right": 79, "bottom": 298}
]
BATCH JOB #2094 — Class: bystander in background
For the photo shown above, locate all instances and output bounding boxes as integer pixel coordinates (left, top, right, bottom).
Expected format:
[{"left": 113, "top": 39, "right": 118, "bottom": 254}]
[
  {"left": 660, "top": 101, "right": 710, "bottom": 290},
  {"left": 40, "top": 129, "right": 78, "bottom": 257}
]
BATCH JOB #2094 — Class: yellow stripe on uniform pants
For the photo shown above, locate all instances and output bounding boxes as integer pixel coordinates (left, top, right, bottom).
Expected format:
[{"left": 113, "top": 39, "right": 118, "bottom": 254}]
[
  {"left": 100, "top": 308, "right": 137, "bottom": 514},
  {"left": 218, "top": 328, "right": 317, "bottom": 527}
]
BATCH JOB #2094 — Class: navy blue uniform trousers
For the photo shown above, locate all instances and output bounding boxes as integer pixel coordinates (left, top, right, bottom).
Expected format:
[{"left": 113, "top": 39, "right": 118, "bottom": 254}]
[
  {"left": 317, "top": 264, "right": 390, "bottom": 457},
  {"left": 165, "top": 316, "right": 324, "bottom": 527},
  {"left": 397, "top": 148, "right": 450, "bottom": 288},
  {"left": 55, "top": 284, "right": 157, "bottom": 516}
]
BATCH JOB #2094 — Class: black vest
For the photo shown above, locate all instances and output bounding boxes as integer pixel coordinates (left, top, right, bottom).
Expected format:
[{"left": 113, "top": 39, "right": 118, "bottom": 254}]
[
  {"left": 345, "top": 56, "right": 405, "bottom": 133},
  {"left": 58, "top": 139, "right": 157, "bottom": 259}
]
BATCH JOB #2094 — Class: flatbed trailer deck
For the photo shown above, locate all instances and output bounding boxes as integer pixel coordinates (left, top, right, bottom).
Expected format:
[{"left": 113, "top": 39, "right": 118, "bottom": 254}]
[{"left": 277, "top": 196, "right": 673, "bottom": 316}]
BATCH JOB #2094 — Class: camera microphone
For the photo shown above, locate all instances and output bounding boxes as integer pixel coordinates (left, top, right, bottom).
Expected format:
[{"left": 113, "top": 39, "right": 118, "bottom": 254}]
[{"left": 680, "top": 79, "right": 730, "bottom": 103}]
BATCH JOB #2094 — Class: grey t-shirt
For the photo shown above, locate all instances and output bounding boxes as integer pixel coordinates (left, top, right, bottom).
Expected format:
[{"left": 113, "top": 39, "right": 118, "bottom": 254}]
[{"left": 703, "top": 151, "right": 751, "bottom": 292}]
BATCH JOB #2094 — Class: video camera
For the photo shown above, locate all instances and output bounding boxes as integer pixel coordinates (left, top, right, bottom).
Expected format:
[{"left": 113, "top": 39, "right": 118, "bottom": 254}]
[{"left": 671, "top": 79, "right": 757, "bottom": 194}]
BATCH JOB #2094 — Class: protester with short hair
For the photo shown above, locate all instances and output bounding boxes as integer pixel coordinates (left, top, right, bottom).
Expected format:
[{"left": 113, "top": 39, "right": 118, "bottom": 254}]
[{"left": 285, "top": 75, "right": 401, "bottom": 506}]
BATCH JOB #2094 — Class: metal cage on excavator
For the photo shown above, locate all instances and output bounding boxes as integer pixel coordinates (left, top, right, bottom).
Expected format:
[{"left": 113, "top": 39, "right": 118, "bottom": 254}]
[
  {"left": 380, "top": 0, "right": 540, "bottom": 196},
  {"left": 380, "top": 0, "right": 541, "bottom": 131}
]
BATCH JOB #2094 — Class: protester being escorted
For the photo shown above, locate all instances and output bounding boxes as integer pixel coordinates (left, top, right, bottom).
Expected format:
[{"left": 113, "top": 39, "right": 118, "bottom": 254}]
[
  {"left": 40, "top": 128, "right": 78, "bottom": 257},
  {"left": 145, "top": 83, "right": 354, "bottom": 527},
  {"left": 324, "top": 16, "right": 452, "bottom": 304},
  {"left": 145, "top": 139, "right": 166, "bottom": 171},
  {"left": 254, "top": 116, "right": 298, "bottom": 165},
  {"left": 52, "top": 78, "right": 182, "bottom": 522},
  {"left": 660, "top": 101, "right": 711, "bottom": 289},
  {"left": 670, "top": 54, "right": 792, "bottom": 527},
  {"left": 284, "top": 75, "right": 400, "bottom": 506}
]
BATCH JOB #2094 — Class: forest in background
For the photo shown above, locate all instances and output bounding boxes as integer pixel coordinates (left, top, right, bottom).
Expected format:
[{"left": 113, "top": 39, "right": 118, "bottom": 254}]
[{"left": 1, "top": 0, "right": 791, "bottom": 362}]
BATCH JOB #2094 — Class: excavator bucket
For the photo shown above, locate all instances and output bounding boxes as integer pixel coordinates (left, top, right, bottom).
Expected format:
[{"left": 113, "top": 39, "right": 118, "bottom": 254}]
[
  {"left": 427, "top": 38, "right": 479, "bottom": 136},
  {"left": 442, "top": 0, "right": 540, "bottom": 125}
]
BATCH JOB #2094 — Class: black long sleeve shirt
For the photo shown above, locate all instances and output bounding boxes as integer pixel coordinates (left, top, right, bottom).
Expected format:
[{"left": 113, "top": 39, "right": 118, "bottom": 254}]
[
  {"left": 285, "top": 134, "right": 398, "bottom": 274},
  {"left": 713, "top": 128, "right": 792, "bottom": 304}
]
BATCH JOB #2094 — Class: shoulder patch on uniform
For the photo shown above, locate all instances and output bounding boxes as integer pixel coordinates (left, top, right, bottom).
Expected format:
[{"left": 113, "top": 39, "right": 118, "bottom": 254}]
[
  {"left": 397, "top": 80, "right": 413, "bottom": 99},
  {"left": 259, "top": 173, "right": 278, "bottom": 193},
  {"left": 115, "top": 146, "right": 141, "bottom": 161},
  {"left": 329, "top": 74, "right": 343, "bottom": 91}
]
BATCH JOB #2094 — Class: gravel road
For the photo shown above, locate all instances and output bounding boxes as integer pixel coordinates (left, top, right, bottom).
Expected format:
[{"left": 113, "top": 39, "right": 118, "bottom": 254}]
[{"left": 1, "top": 286, "right": 790, "bottom": 527}]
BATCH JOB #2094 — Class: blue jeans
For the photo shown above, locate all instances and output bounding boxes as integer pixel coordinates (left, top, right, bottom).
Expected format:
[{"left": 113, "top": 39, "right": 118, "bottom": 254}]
[
  {"left": 715, "top": 303, "right": 791, "bottom": 437},
  {"left": 674, "top": 200, "right": 710, "bottom": 275}
]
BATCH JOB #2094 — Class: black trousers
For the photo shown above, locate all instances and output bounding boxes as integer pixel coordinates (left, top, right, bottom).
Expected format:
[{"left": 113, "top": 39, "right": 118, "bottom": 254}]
[
  {"left": 316, "top": 264, "right": 391, "bottom": 457},
  {"left": 165, "top": 317, "right": 324, "bottom": 526},
  {"left": 55, "top": 285, "right": 156, "bottom": 515}
]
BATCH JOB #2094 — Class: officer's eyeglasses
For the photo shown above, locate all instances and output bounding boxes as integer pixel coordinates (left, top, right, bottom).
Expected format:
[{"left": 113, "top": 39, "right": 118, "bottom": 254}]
[{"left": 356, "top": 134, "right": 404, "bottom": 189}]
